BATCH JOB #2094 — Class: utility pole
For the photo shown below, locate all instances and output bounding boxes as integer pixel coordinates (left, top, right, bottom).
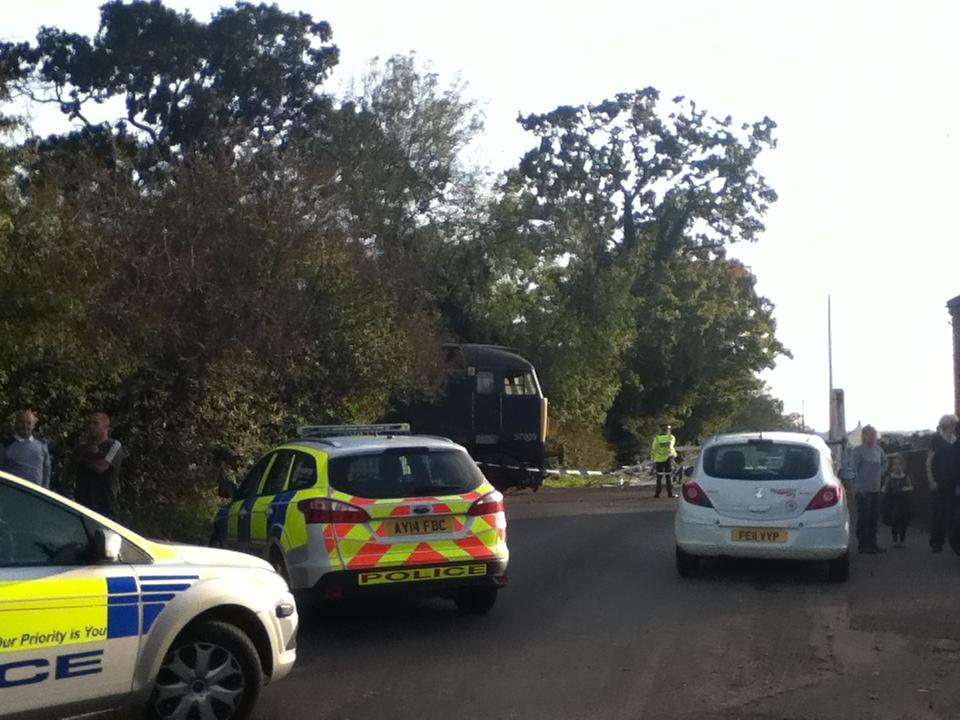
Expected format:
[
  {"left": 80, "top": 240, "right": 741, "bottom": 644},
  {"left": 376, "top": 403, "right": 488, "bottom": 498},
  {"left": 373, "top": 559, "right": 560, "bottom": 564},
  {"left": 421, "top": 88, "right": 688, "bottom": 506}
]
[
  {"left": 827, "top": 295, "right": 846, "bottom": 466},
  {"left": 828, "top": 294, "right": 834, "bottom": 399}
]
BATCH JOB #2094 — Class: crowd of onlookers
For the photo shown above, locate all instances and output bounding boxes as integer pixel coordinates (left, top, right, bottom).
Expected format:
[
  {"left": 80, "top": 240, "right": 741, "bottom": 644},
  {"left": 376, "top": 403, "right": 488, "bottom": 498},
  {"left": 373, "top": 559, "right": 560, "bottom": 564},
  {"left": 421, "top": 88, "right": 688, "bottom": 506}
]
[
  {"left": 847, "top": 414, "right": 960, "bottom": 554},
  {"left": 0, "top": 408, "right": 124, "bottom": 520}
]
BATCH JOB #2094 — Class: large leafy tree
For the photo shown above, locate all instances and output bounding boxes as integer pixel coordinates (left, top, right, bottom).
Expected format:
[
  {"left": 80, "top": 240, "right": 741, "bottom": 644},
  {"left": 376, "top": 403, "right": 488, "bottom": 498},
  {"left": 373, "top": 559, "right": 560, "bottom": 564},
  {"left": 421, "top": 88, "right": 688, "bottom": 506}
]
[
  {"left": 0, "top": 9, "right": 456, "bottom": 538},
  {"left": 334, "top": 54, "right": 483, "bottom": 257},
  {"left": 514, "top": 88, "right": 778, "bottom": 260},
  {"left": 608, "top": 255, "right": 787, "bottom": 454},
  {"left": 1, "top": 0, "right": 339, "bottom": 165},
  {"left": 505, "top": 89, "right": 784, "bottom": 459}
]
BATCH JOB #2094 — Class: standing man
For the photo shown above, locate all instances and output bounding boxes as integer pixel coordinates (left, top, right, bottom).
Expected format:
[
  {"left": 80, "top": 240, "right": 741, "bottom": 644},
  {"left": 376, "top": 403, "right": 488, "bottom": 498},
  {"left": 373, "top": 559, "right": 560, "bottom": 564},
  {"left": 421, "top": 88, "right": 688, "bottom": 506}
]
[
  {"left": 73, "top": 411, "right": 124, "bottom": 519},
  {"left": 0, "top": 409, "right": 51, "bottom": 488},
  {"left": 927, "top": 413, "right": 959, "bottom": 553},
  {"left": 652, "top": 422, "right": 678, "bottom": 498},
  {"left": 850, "top": 424, "right": 888, "bottom": 554}
]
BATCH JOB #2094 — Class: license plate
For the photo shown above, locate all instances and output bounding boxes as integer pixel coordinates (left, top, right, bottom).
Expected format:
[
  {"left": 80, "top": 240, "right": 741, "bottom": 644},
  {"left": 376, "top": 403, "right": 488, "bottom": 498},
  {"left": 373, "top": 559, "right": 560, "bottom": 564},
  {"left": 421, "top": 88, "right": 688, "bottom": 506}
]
[
  {"left": 384, "top": 516, "right": 452, "bottom": 536},
  {"left": 731, "top": 527, "right": 788, "bottom": 543}
]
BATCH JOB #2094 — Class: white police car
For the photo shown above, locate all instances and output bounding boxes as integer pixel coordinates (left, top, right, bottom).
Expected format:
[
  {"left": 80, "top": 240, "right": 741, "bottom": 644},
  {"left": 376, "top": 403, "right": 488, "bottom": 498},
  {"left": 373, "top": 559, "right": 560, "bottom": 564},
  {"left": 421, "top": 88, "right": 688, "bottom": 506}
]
[{"left": 0, "top": 471, "right": 297, "bottom": 720}]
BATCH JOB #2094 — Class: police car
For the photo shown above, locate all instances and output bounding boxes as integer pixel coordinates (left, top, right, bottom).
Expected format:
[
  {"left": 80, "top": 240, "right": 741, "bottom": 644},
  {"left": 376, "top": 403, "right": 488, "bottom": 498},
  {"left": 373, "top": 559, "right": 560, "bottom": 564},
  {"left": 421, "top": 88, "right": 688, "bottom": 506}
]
[
  {"left": 212, "top": 424, "right": 509, "bottom": 614},
  {"left": 0, "top": 471, "right": 297, "bottom": 720}
]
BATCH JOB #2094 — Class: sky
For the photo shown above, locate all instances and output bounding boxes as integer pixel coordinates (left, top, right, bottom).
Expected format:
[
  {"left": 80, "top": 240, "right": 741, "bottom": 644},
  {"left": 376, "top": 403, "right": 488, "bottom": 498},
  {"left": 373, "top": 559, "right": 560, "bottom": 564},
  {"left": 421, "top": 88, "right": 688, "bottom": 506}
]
[{"left": 6, "top": 0, "right": 960, "bottom": 433}]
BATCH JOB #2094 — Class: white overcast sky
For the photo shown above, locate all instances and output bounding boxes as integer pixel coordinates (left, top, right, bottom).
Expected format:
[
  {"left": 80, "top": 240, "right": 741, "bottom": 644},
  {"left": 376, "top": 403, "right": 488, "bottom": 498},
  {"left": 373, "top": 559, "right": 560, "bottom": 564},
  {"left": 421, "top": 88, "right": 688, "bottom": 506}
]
[{"left": 6, "top": 1, "right": 960, "bottom": 433}]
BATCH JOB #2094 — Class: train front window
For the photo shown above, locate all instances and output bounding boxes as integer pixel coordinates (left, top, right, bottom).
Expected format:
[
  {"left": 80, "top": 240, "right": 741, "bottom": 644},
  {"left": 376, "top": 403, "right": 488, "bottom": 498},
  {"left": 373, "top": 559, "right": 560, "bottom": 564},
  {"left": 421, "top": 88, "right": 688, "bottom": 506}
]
[{"left": 504, "top": 371, "right": 538, "bottom": 396}]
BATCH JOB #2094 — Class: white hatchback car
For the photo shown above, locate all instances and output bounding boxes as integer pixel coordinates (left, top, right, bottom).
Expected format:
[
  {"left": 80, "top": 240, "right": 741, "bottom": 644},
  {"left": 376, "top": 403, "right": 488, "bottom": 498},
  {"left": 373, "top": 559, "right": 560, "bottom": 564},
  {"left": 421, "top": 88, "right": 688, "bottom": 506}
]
[{"left": 675, "top": 432, "right": 850, "bottom": 581}]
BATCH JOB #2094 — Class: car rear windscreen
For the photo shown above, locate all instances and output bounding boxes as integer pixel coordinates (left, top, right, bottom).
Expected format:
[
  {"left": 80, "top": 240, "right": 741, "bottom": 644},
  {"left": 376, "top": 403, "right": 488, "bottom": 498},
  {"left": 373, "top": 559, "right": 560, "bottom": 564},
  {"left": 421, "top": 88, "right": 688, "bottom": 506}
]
[
  {"left": 328, "top": 448, "right": 486, "bottom": 499},
  {"left": 702, "top": 441, "right": 819, "bottom": 481}
]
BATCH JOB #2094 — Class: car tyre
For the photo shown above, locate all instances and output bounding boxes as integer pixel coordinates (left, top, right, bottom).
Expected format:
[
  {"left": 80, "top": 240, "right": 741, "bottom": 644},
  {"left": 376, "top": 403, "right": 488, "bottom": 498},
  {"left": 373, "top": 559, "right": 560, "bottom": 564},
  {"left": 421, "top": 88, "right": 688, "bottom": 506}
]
[
  {"left": 675, "top": 546, "right": 700, "bottom": 578},
  {"left": 454, "top": 586, "right": 498, "bottom": 614},
  {"left": 828, "top": 551, "right": 850, "bottom": 583},
  {"left": 150, "top": 620, "right": 263, "bottom": 720}
]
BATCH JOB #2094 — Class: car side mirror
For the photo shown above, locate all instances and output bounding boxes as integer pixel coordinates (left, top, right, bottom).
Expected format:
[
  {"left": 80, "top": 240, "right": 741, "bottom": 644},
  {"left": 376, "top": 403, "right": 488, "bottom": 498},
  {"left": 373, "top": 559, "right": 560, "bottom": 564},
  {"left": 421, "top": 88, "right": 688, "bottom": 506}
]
[
  {"left": 218, "top": 475, "right": 239, "bottom": 499},
  {"left": 95, "top": 528, "right": 123, "bottom": 563}
]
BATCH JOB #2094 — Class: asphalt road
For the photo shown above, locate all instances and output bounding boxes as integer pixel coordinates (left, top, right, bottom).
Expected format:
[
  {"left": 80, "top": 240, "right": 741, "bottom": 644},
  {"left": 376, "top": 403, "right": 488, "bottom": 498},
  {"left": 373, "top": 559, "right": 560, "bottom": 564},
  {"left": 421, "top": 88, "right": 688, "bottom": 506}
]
[{"left": 255, "top": 488, "right": 960, "bottom": 720}]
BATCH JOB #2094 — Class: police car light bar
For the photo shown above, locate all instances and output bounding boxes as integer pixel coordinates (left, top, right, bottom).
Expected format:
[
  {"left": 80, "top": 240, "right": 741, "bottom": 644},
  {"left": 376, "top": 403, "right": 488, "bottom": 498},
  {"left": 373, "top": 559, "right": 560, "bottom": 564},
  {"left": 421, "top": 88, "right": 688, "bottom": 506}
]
[{"left": 298, "top": 423, "right": 411, "bottom": 438}]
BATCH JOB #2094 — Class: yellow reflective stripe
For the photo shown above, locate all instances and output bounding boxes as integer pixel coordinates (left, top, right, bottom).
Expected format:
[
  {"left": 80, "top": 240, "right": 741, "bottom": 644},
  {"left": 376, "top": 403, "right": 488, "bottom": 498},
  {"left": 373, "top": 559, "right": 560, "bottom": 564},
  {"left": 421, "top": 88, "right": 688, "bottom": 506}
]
[
  {"left": 281, "top": 490, "right": 311, "bottom": 551},
  {"left": 227, "top": 503, "right": 241, "bottom": 538},
  {"left": 0, "top": 579, "right": 108, "bottom": 653},
  {"left": 422, "top": 539, "right": 473, "bottom": 562},
  {"left": 250, "top": 496, "right": 272, "bottom": 542},
  {"left": 0, "top": 607, "right": 108, "bottom": 652},
  {"left": 0, "top": 578, "right": 104, "bottom": 600},
  {"left": 144, "top": 542, "right": 179, "bottom": 560}
]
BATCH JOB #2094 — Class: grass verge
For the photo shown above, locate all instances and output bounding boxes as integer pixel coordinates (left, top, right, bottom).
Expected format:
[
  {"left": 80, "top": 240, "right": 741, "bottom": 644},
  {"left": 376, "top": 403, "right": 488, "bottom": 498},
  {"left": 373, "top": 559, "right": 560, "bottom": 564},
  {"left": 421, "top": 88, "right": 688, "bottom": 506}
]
[{"left": 543, "top": 474, "right": 605, "bottom": 488}]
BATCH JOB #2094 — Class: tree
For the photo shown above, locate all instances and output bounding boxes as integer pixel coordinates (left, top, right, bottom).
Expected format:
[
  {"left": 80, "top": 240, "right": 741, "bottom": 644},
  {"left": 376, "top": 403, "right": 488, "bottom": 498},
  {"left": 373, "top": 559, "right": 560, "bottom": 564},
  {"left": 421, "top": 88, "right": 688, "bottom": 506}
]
[
  {"left": 725, "top": 385, "right": 803, "bottom": 433},
  {"left": 1, "top": 1, "right": 339, "bottom": 165},
  {"left": 334, "top": 54, "right": 483, "bottom": 256},
  {"left": 514, "top": 88, "right": 778, "bottom": 261},
  {"left": 607, "top": 254, "right": 787, "bottom": 457},
  {"left": 507, "top": 90, "right": 784, "bottom": 459}
]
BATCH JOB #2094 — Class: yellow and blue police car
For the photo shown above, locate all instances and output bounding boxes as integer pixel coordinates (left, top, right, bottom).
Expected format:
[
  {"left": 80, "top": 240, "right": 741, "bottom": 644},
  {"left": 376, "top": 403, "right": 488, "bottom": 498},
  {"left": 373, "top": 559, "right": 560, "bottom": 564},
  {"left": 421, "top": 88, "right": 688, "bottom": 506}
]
[
  {"left": 212, "top": 424, "right": 509, "bottom": 613},
  {"left": 0, "top": 470, "right": 297, "bottom": 720}
]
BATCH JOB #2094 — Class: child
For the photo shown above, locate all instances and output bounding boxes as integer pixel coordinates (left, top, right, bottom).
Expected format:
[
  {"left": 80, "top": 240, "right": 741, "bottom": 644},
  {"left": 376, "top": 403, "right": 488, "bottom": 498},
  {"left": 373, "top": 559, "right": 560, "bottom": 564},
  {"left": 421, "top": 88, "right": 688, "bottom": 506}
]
[{"left": 883, "top": 454, "right": 913, "bottom": 547}]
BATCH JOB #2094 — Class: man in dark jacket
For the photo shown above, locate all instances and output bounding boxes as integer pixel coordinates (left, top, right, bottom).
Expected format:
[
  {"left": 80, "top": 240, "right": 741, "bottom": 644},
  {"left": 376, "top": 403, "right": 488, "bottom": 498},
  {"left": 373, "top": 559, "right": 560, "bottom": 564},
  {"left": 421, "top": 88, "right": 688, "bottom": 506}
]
[
  {"left": 927, "top": 413, "right": 959, "bottom": 553},
  {"left": 73, "top": 412, "right": 124, "bottom": 519}
]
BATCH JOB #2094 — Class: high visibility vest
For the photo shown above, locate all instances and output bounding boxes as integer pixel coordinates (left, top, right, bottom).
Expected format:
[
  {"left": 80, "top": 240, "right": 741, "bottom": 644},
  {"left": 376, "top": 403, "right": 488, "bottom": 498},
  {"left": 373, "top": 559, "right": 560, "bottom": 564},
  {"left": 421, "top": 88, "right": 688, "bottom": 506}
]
[{"left": 651, "top": 433, "right": 677, "bottom": 463}]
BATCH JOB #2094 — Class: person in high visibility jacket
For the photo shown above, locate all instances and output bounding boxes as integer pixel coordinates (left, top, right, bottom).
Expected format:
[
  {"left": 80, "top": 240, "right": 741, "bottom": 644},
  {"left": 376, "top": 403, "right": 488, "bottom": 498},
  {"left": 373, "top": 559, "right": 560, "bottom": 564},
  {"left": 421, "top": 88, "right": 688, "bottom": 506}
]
[{"left": 651, "top": 423, "right": 678, "bottom": 498}]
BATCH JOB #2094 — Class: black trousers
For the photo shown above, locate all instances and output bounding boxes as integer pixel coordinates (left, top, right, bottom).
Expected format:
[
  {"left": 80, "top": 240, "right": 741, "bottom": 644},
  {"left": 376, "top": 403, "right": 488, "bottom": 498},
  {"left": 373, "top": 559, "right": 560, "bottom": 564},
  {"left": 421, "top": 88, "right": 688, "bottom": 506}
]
[
  {"left": 856, "top": 492, "right": 881, "bottom": 550},
  {"left": 76, "top": 476, "right": 119, "bottom": 520},
  {"left": 930, "top": 491, "right": 954, "bottom": 550},
  {"left": 655, "top": 459, "right": 674, "bottom": 497},
  {"left": 886, "top": 494, "right": 910, "bottom": 543}
]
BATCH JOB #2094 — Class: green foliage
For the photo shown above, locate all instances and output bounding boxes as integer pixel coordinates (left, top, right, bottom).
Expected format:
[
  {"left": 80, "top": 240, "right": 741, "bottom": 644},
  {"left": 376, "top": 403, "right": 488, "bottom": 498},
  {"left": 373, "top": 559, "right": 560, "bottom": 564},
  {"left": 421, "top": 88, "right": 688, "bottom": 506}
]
[
  {"left": 0, "top": 1, "right": 791, "bottom": 537},
  {"left": 543, "top": 475, "right": 604, "bottom": 489},
  {"left": 608, "top": 255, "right": 788, "bottom": 458},
  {"left": 725, "top": 384, "right": 804, "bottom": 433},
  {"left": 514, "top": 88, "right": 778, "bottom": 259},
  {"left": 3, "top": 0, "right": 339, "bottom": 163},
  {"left": 504, "top": 89, "right": 786, "bottom": 461},
  {"left": 547, "top": 421, "right": 617, "bottom": 471}
]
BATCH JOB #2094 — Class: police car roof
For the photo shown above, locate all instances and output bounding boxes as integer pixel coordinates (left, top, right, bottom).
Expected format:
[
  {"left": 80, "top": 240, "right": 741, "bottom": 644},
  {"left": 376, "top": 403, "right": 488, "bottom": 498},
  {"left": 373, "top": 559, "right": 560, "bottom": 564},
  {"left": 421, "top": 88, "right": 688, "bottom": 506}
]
[{"left": 291, "top": 434, "right": 461, "bottom": 456}]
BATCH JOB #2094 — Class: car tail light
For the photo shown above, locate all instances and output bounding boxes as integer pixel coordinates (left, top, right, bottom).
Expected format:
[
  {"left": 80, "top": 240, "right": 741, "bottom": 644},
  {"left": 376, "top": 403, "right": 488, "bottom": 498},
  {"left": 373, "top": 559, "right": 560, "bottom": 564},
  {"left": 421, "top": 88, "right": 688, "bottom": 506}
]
[
  {"left": 681, "top": 481, "right": 714, "bottom": 508},
  {"left": 805, "top": 485, "right": 842, "bottom": 511},
  {"left": 467, "top": 491, "right": 505, "bottom": 516},
  {"left": 297, "top": 498, "right": 370, "bottom": 524}
]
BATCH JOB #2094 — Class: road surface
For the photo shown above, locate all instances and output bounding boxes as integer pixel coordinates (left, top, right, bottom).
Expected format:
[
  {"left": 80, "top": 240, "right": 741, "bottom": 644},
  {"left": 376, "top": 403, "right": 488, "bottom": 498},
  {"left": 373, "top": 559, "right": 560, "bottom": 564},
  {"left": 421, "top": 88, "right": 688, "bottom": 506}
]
[{"left": 256, "top": 488, "right": 960, "bottom": 720}]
